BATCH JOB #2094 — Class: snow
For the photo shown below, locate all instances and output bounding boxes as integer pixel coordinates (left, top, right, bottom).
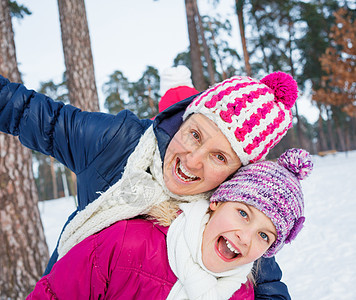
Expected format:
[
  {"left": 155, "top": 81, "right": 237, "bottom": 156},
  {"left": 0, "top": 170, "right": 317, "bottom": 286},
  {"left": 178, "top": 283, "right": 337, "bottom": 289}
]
[
  {"left": 38, "top": 197, "right": 76, "bottom": 253},
  {"left": 276, "top": 150, "right": 356, "bottom": 300},
  {"left": 38, "top": 151, "right": 356, "bottom": 299}
]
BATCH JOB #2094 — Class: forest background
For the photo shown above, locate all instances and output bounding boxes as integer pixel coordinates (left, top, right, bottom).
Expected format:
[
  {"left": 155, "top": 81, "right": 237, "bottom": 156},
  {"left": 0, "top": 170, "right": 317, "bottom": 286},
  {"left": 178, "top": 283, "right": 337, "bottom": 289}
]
[
  {"left": 13, "top": 0, "right": 356, "bottom": 202},
  {"left": 0, "top": 0, "right": 355, "bottom": 298}
]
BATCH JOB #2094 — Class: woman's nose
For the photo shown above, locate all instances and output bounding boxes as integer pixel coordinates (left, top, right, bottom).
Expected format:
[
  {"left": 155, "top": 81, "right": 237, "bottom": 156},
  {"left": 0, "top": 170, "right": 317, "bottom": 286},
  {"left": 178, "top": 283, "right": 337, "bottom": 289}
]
[{"left": 186, "top": 148, "right": 204, "bottom": 170}]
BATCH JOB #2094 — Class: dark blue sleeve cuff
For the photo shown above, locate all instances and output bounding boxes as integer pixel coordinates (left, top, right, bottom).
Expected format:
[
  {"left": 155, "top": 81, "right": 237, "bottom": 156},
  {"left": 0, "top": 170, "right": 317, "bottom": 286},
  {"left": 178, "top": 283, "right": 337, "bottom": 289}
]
[{"left": 253, "top": 257, "right": 291, "bottom": 300}]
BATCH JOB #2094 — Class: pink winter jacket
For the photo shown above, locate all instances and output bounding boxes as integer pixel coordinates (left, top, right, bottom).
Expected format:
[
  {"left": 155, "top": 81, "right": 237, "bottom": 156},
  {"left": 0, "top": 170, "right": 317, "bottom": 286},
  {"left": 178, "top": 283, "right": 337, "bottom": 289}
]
[{"left": 27, "top": 218, "right": 254, "bottom": 299}]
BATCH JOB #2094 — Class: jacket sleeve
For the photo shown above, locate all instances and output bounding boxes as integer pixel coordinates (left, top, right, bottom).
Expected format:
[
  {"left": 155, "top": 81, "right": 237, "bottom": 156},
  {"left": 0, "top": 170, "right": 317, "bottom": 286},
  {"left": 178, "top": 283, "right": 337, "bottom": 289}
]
[
  {"left": 253, "top": 257, "right": 291, "bottom": 300},
  {"left": 0, "top": 75, "right": 134, "bottom": 174}
]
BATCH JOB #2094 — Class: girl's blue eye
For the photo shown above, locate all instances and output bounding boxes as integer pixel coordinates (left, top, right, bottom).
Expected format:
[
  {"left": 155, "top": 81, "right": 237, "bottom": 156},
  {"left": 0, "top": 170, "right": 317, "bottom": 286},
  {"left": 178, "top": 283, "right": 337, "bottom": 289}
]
[
  {"left": 260, "top": 232, "right": 269, "bottom": 242},
  {"left": 239, "top": 209, "right": 248, "bottom": 218}
]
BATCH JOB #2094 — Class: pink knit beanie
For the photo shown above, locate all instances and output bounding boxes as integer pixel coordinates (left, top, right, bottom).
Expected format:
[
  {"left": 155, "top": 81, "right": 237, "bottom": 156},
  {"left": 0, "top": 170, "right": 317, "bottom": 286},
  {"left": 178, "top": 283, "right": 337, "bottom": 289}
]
[
  {"left": 210, "top": 148, "right": 313, "bottom": 257},
  {"left": 183, "top": 72, "right": 298, "bottom": 165}
]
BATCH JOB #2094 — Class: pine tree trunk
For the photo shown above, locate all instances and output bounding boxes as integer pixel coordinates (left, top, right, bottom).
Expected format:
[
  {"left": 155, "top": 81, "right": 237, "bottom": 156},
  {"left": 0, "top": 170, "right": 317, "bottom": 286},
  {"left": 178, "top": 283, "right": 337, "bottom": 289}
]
[
  {"left": 193, "top": 0, "right": 215, "bottom": 85},
  {"left": 350, "top": 116, "right": 356, "bottom": 149},
  {"left": 147, "top": 82, "right": 157, "bottom": 115},
  {"left": 326, "top": 107, "right": 337, "bottom": 150},
  {"left": 208, "top": 21, "right": 227, "bottom": 80},
  {"left": 235, "top": 0, "right": 252, "bottom": 76},
  {"left": 250, "top": 7, "right": 270, "bottom": 74},
  {"left": 0, "top": 1, "right": 49, "bottom": 298},
  {"left": 50, "top": 156, "right": 58, "bottom": 199},
  {"left": 287, "top": 21, "right": 306, "bottom": 151},
  {"left": 334, "top": 116, "right": 347, "bottom": 152},
  {"left": 294, "top": 102, "right": 305, "bottom": 148},
  {"left": 57, "top": 0, "right": 99, "bottom": 111},
  {"left": 185, "top": 0, "right": 206, "bottom": 91},
  {"left": 316, "top": 104, "right": 328, "bottom": 152},
  {"left": 344, "top": 122, "right": 350, "bottom": 152}
]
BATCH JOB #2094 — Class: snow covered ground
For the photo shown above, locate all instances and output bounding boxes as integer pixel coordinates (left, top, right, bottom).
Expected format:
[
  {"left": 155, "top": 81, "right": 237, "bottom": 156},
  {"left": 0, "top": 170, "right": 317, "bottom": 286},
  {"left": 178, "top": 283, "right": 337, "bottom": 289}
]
[
  {"left": 38, "top": 150, "right": 356, "bottom": 300},
  {"left": 276, "top": 150, "right": 356, "bottom": 300}
]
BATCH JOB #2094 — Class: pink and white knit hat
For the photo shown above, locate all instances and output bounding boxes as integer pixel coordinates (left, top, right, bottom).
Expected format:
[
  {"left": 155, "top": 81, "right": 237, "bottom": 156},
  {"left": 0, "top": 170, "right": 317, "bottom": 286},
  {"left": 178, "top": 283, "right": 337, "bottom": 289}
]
[
  {"left": 183, "top": 72, "right": 298, "bottom": 165},
  {"left": 210, "top": 148, "right": 313, "bottom": 257}
]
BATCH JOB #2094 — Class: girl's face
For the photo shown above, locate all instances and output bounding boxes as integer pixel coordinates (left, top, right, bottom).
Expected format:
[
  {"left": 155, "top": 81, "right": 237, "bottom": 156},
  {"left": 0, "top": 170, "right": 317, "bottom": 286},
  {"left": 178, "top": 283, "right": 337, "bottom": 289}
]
[
  {"left": 202, "top": 202, "right": 277, "bottom": 273},
  {"left": 163, "top": 114, "right": 241, "bottom": 196}
]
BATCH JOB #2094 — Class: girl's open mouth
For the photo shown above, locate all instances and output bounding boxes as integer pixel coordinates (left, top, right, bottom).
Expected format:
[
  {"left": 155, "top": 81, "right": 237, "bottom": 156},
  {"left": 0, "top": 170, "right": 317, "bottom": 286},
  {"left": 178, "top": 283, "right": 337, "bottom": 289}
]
[
  {"left": 175, "top": 158, "right": 200, "bottom": 182},
  {"left": 216, "top": 236, "right": 241, "bottom": 261}
]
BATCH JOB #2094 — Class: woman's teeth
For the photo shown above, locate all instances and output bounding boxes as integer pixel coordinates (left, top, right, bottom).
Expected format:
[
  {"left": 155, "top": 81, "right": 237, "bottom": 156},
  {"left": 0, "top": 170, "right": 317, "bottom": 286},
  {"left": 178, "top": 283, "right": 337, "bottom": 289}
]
[{"left": 176, "top": 161, "right": 198, "bottom": 182}]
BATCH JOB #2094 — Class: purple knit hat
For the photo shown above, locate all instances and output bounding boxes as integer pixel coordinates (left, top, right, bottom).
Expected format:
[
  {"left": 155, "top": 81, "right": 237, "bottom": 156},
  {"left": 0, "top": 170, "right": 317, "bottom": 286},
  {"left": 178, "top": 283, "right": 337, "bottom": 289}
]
[{"left": 209, "top": 148, "right": 313, "bottom": 257}]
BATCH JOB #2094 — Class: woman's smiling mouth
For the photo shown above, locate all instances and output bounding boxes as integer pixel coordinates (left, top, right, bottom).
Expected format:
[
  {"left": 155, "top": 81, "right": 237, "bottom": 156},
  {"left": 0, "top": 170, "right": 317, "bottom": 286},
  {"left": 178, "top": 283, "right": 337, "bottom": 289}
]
[{"left": 175, "top": 158, "right": 200, "bottom": 182}]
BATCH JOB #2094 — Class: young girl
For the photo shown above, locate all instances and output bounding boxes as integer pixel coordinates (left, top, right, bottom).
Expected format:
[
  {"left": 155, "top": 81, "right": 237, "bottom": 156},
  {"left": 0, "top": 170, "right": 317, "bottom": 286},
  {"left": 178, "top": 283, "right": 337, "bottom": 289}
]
[
  {"left": 0, "top": 71, "right": 297, "bottom": 298},
  {"left": 26, "top": 148, "right": 313, "bottom": 299}
]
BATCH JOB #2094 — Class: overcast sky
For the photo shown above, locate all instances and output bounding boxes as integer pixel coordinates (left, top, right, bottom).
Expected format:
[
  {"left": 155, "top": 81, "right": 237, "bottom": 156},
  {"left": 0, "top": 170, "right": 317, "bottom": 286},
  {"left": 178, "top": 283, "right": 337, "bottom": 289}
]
[
  {"left": 12, "top": 0, "right": 318, "bottom": 121},
  {"left": 13, "top": 1, "right": 240, "bottom": 90}
]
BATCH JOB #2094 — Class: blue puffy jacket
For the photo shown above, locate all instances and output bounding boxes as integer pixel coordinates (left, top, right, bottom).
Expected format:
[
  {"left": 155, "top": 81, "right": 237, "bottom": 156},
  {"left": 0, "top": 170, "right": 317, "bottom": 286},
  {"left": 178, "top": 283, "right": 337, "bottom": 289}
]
[{"left": 0, "top": 75, "right": 290, "bottom": 299}]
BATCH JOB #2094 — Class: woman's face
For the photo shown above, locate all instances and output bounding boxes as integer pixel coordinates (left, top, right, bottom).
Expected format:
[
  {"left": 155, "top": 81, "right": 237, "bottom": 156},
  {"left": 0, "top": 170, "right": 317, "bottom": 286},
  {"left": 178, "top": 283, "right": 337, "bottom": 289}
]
[
  {"left": 163, "top": 114, "right": 241, "bottom": 196},
  {"left": 201, "top": 202, "right": 277, "bottom": 273}
]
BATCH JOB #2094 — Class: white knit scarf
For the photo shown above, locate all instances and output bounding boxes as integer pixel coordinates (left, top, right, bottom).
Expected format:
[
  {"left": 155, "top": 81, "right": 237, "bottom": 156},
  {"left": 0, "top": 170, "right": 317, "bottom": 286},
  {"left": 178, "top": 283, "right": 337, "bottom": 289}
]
[
  {"left": 167, "top": 199, "right": 253, "bottom": 300},
  {"left": 57, "top": 125, "right": 209, "bottom": 259}
]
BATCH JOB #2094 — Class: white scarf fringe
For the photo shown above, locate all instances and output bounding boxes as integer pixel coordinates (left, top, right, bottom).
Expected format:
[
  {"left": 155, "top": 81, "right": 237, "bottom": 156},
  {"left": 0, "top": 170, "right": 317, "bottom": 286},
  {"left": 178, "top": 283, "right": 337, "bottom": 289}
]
[{"left": 167, "top": 199, "right": 253, "bottom": 300}]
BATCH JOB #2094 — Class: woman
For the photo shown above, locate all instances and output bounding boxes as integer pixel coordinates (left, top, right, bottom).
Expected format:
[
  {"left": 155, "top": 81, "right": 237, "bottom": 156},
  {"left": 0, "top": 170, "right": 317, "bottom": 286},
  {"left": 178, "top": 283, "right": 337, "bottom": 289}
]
[{"left": 0, "top": 71, "right": 297, "bottom": 298}]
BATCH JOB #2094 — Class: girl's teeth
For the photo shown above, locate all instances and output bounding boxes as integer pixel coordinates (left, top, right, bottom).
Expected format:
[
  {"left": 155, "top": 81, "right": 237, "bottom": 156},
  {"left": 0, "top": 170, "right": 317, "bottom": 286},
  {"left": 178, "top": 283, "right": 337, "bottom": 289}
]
[{"left": 225, "top": 238, "right": 240, "bottom": 255}]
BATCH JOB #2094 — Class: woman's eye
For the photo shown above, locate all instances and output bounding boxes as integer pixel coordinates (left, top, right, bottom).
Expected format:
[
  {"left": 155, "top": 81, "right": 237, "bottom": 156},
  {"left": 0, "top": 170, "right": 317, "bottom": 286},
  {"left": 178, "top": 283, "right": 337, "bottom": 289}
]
[
  {"left": 238, "top": 209, "right": 248, "bottom": 218},
  {"left": 191, "top": 130, "right": 200, "bottom": 141},
  {"left": 216, "top": 154, "right": 226, "bottom": 162},
  {"left": 259, "top": 232, "right": 269, "bottom": 242}
]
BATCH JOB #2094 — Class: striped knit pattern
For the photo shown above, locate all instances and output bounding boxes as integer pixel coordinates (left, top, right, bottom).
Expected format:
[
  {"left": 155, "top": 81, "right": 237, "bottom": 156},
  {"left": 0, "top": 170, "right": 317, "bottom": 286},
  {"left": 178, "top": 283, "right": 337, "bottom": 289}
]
[
  {"left": 183, "top": 75, "right": 294, "bottom": 165},
  {"left": 209, "top": 148, "right": 313, "bottom": 257}
]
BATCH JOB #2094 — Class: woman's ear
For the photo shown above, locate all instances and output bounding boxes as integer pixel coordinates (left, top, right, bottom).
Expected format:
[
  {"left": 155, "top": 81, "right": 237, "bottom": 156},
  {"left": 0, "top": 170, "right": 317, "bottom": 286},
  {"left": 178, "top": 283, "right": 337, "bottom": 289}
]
[{"left": 209, "top": 202, "right": 219, "bottom": 211}]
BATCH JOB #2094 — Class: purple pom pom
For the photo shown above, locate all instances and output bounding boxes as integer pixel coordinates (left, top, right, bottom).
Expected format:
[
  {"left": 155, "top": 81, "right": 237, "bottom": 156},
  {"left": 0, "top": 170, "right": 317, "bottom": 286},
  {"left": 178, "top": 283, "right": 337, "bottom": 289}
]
[
  {"left": 285, "top": 216, "right": 305, "bottom": 244},
  {"left": 261, "top": 72, "right": 298, "bottom": 109},
  {"left": 278, "top": 148, "right": 313, "bottom": 180}
]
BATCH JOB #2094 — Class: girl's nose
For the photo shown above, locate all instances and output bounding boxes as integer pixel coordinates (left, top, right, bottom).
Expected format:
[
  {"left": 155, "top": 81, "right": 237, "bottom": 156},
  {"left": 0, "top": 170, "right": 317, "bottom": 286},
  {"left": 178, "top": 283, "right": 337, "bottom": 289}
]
[{"left": 235, "top": 229, "right": 252, "bottom": 247}]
